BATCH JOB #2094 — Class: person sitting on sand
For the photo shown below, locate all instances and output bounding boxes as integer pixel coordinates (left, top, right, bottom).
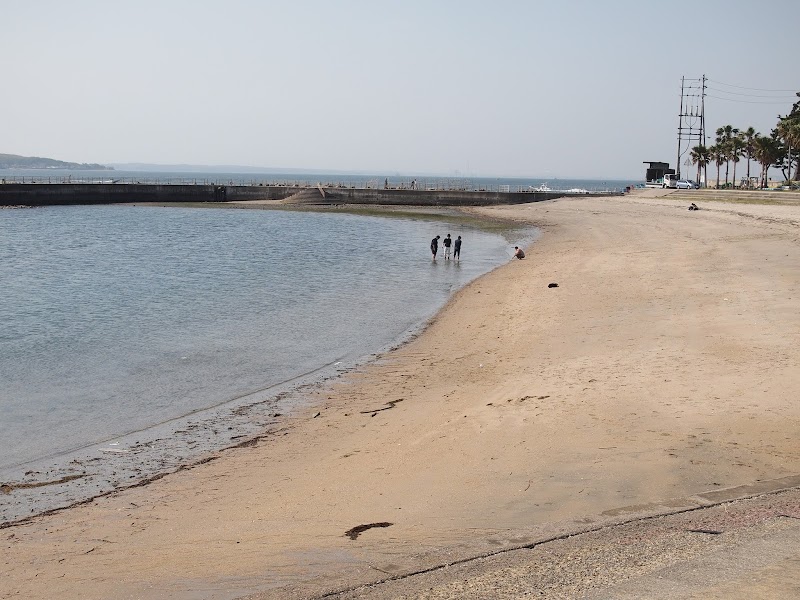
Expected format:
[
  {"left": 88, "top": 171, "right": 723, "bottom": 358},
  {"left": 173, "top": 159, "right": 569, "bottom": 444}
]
[{"left": 513, "top": 246, "right": 525, "bottom": 259}]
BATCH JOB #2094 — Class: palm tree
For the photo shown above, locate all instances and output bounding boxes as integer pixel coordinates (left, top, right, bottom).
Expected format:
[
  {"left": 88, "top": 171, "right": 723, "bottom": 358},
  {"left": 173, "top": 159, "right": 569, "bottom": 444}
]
[
  {"left": 730, "top": 135, "right": 744, "bottom": 188},
  {"left": 715, "top": 127, "right": 727, "bottom": 186},
  {"left": 742, "top": 126, "right": 757, "bottom": 185},
  {"left": 752, "top": 135, "right": 781, "bottom": 188},
  {"left": 777, "top": 92, "right": 800, "bottom": 182},
  {"left": 776, "top": 116, "right": 800, "bottom": 182},
  {"left": 708, "top": 144, "right": 725, "bottom": 189},
  {"left": 716, "top": 125, "right": 740, "bottom": 187},
  {"left": 690, "top": 145, "right": 709, "bottom": 187}
]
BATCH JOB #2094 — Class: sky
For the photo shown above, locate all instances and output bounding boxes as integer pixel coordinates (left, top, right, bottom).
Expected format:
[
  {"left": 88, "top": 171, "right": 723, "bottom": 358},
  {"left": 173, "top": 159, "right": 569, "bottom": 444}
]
[{"left": 2, "top": 0, "right": 797, "bottom": 179}]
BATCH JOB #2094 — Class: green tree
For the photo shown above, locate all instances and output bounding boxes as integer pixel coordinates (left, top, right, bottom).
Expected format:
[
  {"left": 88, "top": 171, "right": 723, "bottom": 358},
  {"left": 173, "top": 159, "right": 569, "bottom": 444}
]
[
  {"left": 709, "top": 144, "right": 725, "bottom": 189},
  {"left": 742, "top": 126, "right": 758, "bottom": 186},
  {"left": 730, "top": 135, "right": 745, "bottom": 188},
  {"left": 715, "top": 125, "right": 739, "bottom": 187},
  {"left": 776, "top": 116, "right": 800, "bottom": 182},
  {"left": 788, "top": 93, "right": 800, "bottom": 181},
  {"left": 766, "top": 92, "right": 800, "bottom": 182},
  {"left": 690, "top": 145, "right": 710, "bottom": 187},
  {"left": 752, "top": 135, "right": 781, "bottom": 188}
]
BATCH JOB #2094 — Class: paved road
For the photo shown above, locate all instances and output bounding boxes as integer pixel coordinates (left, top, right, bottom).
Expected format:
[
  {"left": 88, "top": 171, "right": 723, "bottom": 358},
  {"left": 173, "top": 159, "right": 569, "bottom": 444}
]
[{"left": 320, "top": 485, "right": 800, "bottom": 599}]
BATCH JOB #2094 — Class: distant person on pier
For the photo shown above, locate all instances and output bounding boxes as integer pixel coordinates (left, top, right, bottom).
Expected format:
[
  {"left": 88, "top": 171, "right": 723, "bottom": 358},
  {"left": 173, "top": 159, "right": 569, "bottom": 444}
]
[
  {"left": 430, "top": 235, "right": 440, "bottom": 260},
  {"left": 443, "top": 234, "right": 452, "bottom": 260},
  {"left": 513, "top": 246, "right": 525, "bottom": 260},
  {"left": 453, "top": 235, "right": 462, "bottom": 261},
  {"left": 384, "top": 178, "right": 388, "bottom": 189}
]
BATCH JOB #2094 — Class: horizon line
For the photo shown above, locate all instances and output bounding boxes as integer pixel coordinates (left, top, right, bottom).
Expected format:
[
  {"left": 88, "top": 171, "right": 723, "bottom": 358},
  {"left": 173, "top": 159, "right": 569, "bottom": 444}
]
[{"left": 106, "top": 163, "right": 639, "bottom": 181}]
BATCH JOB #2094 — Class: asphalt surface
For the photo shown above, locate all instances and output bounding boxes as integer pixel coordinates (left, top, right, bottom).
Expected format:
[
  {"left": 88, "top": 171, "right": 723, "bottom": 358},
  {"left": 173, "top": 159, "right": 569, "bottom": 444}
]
[{"left": 316, "top": 485, "right": 800, "bottom": 599}]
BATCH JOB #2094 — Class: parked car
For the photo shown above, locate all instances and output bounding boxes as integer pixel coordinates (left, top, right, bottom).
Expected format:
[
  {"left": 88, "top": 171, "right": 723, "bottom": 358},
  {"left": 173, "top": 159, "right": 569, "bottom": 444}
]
[{"left": 676, "top": 179, "right": 697, "bottom": 189}]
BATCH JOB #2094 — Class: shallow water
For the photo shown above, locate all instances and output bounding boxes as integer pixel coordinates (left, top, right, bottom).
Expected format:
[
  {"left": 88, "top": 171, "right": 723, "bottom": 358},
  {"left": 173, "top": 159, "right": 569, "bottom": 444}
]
[{"left": 0, "top": 204, "right": 533, "bottom": 521}]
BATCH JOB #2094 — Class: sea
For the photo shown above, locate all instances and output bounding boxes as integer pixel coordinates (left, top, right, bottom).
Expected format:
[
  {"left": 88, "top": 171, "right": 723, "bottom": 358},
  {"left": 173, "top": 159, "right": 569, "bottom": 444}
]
[
  {"left": 0, "top": 167, "right": 636, "bottom": 193},
  {"left": 0, "top": 170, "right": 631, "bottom": 523}
]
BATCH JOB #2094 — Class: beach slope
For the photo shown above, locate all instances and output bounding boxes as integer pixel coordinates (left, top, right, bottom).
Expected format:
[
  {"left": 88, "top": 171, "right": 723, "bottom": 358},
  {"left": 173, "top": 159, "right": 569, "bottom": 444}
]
[{"left": 3, "top": 194, "right": 800, "bottom": 599}]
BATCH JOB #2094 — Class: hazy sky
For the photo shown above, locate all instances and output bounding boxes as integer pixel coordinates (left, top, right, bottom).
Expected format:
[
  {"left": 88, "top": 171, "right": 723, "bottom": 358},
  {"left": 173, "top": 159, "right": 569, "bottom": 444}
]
[{"left": 3, "top": 0, "right": 797, "bottom": 179}]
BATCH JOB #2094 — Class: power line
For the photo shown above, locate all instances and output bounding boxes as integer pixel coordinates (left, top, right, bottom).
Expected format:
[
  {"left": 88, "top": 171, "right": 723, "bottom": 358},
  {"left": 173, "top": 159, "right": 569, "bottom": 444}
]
[
  {"left": 707, "top": 86, "right": 797, "bottom": 99},
  {"left": 706, "top": 94, "right": 793, "bottom": 105},
  {"left": 708, "top": 79, "right": 798, "bottom": 93}
]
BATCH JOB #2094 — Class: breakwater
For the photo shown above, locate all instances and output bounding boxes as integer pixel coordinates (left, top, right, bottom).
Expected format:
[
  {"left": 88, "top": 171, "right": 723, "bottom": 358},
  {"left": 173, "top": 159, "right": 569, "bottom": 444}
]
[{"left": 0, "top": 182, "right": 618, "bottom": 207}]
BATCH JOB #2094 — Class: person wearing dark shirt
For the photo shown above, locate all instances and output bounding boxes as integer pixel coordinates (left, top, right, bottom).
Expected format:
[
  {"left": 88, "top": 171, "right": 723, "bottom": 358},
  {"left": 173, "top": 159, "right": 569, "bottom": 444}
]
[
  {"left": 453, "top": 235, "right": 462, "bottom": 261},
  {"left": 442, "top": 233, "right": 452, "bottom": 260},
  {"left": 430, "top": 235, "right": 440, "bottom": 260},
  {"left": 513, "top": 246, "right": 525, "bottom": 259}
]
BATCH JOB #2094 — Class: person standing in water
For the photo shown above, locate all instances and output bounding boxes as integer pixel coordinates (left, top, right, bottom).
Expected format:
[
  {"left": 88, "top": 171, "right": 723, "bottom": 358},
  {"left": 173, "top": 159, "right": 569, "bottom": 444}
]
[
  {"left": 453, "top": 235, "right": 462, "bottom": 261},
  {"left": 442, "top": 233, "right": 452, "bottom": 260},
  {"left": 430, "top": 235, "right": 440, "bottom": 260}
]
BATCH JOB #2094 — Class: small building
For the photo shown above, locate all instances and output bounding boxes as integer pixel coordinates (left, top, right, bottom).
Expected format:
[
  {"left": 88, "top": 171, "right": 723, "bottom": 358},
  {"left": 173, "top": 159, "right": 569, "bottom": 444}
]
[{"left": 643, "top": 161, "right": 675, "bottom": 187}]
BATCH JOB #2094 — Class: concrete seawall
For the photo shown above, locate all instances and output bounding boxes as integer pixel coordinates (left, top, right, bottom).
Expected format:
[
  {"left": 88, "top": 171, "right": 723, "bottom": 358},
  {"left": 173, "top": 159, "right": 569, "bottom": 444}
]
[
  {"left": 316, "top": 187, "right": 571, "bottom": 206},
  {"left": 0, "top": 183, "right": 617, "bottom": 207},
  {"left": 0, "top": 183, "right": 267, "bottom": 205}
]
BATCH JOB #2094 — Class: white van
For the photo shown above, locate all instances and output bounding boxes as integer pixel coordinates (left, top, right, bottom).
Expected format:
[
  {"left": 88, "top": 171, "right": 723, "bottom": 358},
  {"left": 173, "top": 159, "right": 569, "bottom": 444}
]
[{"left": 662, "top": 174, "right": 679, "bottom": 189}]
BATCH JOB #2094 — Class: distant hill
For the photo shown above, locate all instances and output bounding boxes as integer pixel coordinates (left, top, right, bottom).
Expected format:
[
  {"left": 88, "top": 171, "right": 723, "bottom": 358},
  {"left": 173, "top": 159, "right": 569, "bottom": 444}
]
[{"left": 0, "top": 153, "right": 112, "bottom": 170}]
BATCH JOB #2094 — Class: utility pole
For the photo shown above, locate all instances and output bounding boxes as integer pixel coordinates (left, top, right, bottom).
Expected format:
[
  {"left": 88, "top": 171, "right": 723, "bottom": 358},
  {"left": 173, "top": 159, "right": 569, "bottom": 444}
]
[
  {"left": 676, "top": 75, "right": 706, "bottom": 180},
  {"left": 701, "top": 74, "right": 706, "bottom": 148},
  {"left": 676, "top": 77, "right": 685, "bottom": 179}
]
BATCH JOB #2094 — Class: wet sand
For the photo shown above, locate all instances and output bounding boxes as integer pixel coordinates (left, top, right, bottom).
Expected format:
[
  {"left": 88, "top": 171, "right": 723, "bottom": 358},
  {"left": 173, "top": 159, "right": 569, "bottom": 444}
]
[{"left": 3, "top": 192, "right": 800, "bottom": 599}]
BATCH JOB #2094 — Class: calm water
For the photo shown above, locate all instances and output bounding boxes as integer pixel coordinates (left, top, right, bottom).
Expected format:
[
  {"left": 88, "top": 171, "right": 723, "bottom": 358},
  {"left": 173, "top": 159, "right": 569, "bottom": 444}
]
[
  {"left": 0, "top": 205, "right": 528, "bottom": 489},
  {"left": 0, "top": 167, "right": 636, "bottom": 192}
]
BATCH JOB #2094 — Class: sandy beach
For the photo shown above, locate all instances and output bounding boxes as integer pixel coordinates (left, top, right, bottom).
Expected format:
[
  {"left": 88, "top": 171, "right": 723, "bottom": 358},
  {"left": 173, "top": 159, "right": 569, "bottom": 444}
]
[{"left": 4, "top": 192, "right": 800, "bottom": 599}]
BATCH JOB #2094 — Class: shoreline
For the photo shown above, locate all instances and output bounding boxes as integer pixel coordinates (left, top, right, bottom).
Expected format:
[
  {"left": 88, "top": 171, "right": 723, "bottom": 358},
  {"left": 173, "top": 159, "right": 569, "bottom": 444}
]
[
  {"left": 5, "top": 193, "right": 800, "bottom": 599},
  {"left": 0, "top": 204, "right": 534, "bottom": 526}
]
